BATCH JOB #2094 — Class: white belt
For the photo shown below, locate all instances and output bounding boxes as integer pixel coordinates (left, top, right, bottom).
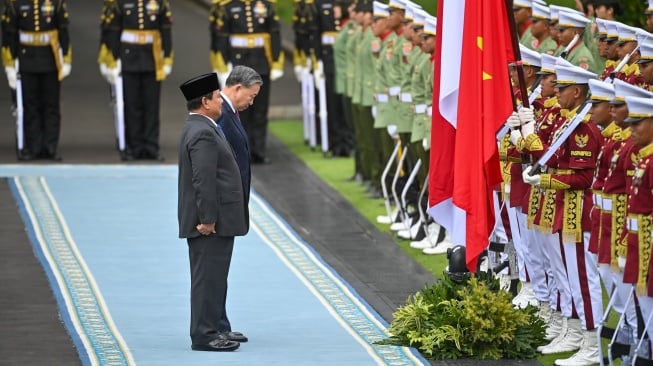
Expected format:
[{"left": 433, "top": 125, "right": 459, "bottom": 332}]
[
  {"left": 400, "top": 93, "right": 412, "bottom": 102},
  {"left": 388, "top": 86, "right": 401, "bottom": 96},
  {"left": 230, "top": 36, "right": 265, "bottom": 48},
  {"left": 602, "top": 197, "right": 612, "bottom": 211},
  {"left": 427, "top": 106, "right": 432, "bottom": 117},
  {"left": 376, "top": 94, "right": 389, "bottom": 103},
  {"left": 121, "top": 32, "right": 154, "bottom": 44},
  {"left": 593, "top": 193, "right": 602, "bottom": 208},
  {"left": 321, "top": 34, "right": 335, "bottom": 45},
  {"left": 19, "top": 32, "right": 51, "bottom": 44},
  {"left": 627, "top": 217, "right": 638, "bottom": 231},
  {"left": 414, "top": 104, "right": 426, "bottom": 114}
]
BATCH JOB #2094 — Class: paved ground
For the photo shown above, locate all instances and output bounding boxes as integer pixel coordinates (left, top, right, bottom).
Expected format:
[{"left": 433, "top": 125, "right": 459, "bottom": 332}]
[{"left": 0, "top": 1, "right": 541, "bottom": 364}]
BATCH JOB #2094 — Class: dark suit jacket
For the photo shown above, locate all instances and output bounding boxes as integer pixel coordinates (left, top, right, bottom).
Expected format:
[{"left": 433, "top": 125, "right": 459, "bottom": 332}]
[
  {"left": 218, "top": 101, "right": 251, "bottom": 204},
  {"left": 178, "top": 113, "right": 248, "bottom": 238}
]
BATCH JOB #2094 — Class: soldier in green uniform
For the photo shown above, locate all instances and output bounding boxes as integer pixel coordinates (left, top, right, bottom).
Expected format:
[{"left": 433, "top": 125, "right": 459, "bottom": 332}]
[
  {"left": 3, "top": 0, "right": 71, "bottom": 161},
  {"left": 528, "top": 1, "right": 557, "bottom": 55},
  {"left": 514, "top": 0, "right": 534, "bottom": 49},
  {"left": 210, "top": 0, "right": 284, "bottom": 164},
  {"left": 99, "top": 0, "right": 173, "bottom": 161},
  {"left": 555, "top": 9, "right": 600, "bottom": 74},
  {"left": 372, "top": 0, "right": 403, "bottom": 196},
  {"left": 334, "top": 0, "right": 360, "bottom": 178}
]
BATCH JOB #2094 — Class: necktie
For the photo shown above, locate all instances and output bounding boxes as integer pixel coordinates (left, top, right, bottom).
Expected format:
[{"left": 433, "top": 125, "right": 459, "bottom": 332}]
[{"left": 235, "top": 110, "right": 240, "bottom": 121}]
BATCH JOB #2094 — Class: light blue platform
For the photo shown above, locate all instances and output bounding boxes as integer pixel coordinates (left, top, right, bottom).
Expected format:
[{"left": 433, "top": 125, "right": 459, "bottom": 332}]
[{"left": 2, "top": 165, "right": 428, "bottom": 366}]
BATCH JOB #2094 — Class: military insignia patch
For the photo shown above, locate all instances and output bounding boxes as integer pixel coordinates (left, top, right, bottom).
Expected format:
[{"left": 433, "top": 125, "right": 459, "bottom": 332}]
[
  {"left": 146, "top": 0, "right": 160, "bottom": 15},
  {"left": 371, "top": 39, "right": 380, "bottom": 53},
  {"left": 574, "top": 133, "right": 588, "bottom": 148},
  {"left": 42, "top": 0, "right": 54, "bottom": 22},
  {"left": 254, "top": 1, "right": 268, "bottom": 23},
  {"left": 402, "top": 42, "right": 412, "bottom": 56}
]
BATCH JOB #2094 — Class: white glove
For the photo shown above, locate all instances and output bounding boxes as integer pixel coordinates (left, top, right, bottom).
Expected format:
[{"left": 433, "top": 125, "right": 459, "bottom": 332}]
[
  {"left": 510, "top": 129, "right": 522, "bottom": 146},
  {"left": 293, "top": 65, "right": 303, "bottom": 82},
  {"left": 371, "top": 105, "right": 377, "bottom": 118},
  {"left": 422, "top": 137, "right": 430, "bottom": 151},
  {"left": 313, "top": 60, "right": 324, "bottom": 89},
  {"left": 5, "top": 66, "right": 17, "bottom": 89},
  {"left": 506, "top": 112, "right": 521, "bottom": 129},
  {"left": 62, "top": 63, "right": 72, "bottom": 79},
  {"left": 163, "top": 64, "right": 172, "bottom": 77},
  {"left": 618, "top": 256, "right": 626, "bottom": 271},
  {"left": 270, "top": 69, "right": 283, "bottom": 81},
  {"left": 521, "top": 121, "right": 535, "bottom": 138},
  {"left": 99, "top": 63, "right": 110, "bottom": 83},
  {"left": 106, "top": 60, "right": 121, "bottom": 85},
  {"left": 518, "top": 106, "right": 535, "bottom": 124},
  {"left": 386, "top": 124, "right": 398, "bottom": 138},
  {"left": 522, "top": 166, "right": 541, "bottom": 186},
  {"left": 217, "top": 71, "right": 229, "bottom": 89}
]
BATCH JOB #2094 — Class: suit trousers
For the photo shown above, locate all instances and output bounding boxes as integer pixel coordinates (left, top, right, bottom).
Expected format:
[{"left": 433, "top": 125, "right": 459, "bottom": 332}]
[
  {"left": 20, "top": 71, "right": 61, "bottom": 156},
  {"left": 239, "top": 73, "right": 270, "bottom": 158},
  {"left": 122, "top": 71, "right": 161, "bottom": 158},
  {"left": 188, "top": 234, "right": 234, "bottom": 345}
]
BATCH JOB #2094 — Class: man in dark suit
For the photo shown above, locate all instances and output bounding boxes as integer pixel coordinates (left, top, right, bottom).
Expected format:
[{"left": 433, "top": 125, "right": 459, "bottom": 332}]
[
  {"left": 178, "top": 72, "right": 247, "bottom": 352},
  {"left": 210, "top": 0, "right": 284, "bottom": 164},
  {"left": 215, "top": 65, "right": 262, "bottom": 337}
]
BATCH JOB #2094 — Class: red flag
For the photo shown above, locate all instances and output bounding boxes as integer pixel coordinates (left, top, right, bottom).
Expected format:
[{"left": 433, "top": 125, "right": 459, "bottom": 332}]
[{"left": 428, "top": 0, "right": 514, "bottom": 271}]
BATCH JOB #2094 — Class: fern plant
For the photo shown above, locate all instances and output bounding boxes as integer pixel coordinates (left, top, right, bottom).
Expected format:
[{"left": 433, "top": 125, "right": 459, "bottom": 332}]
[{"left": 380, "top": 273, "right": 546, "bottom": 360}]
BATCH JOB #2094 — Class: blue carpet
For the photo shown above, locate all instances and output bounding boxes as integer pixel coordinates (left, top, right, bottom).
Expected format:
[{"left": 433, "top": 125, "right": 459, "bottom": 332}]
[{"left": 2, "top": 165, "right": 428, "bottom": 366}]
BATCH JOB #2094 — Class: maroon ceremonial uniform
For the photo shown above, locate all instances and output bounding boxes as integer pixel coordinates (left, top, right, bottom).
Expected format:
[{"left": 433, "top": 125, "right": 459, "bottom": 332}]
[
  {"left": 599, "top": 131, "right": 634, "bottom": 269},
  {"left": 599, "top": 60, "right": 617, "bottom": 82},
  {"left": 622, "top": 143, "right": 653, "bottom": 296},
  {"left": 587, "top": 122, "right": 621, "bottom": 258}
]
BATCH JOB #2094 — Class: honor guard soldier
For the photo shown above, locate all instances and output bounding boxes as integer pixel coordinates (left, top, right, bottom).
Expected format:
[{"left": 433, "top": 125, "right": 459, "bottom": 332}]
[
  {"left": 98, "top": 0, "right": 174, "bottom": 161},
  {"left": 521, "top": 63, "right": 603, "bottom": 365},
  {"left": 528, "top": 1, "right": 557, "bottom": 55},
  {"left": 621, "top": 94, "right": 653, "bottom": 365},
  {"left": 210, "top": 0, "right": 284, "bottom": 164},
  {"left": 291, "top": 0, "right": 316, "bottom": 82},
  {"left": 554, "top": 9, "right": 601, "bottom": 74},
  {"left": 611, "top": 23, "right": 645, "bottom": 86},
  {"left": 513, "top": 0, "right": 534, "bottom": 49},
  {"left": 2, "top": 0, "right": 71, "bottom": 161},
  {"left": 646, "top": 0, "right": 653, "bottom": 33},
  {"left": 637, "top": 32, "right": 653, "bottom": 91},
  {"left": 314, "top": 0, "right": 351, "bottom": 157}
]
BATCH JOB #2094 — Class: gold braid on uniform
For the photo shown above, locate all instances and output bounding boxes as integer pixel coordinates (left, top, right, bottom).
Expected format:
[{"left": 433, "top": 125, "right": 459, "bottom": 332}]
[
  {"left": 526, "top": 188, "right": 541, "bottom": 228},
  {"left": 637, "top": 215, "right": 653, "bottom": 296},
  {"left": 524, "top": 133, "right": 544, "bottom": 152},
  {"left": 562, "top": 189, "right": 583, "bottom": 243},
  {"left": 610, "top": 193, "right": 627, "bottom": 271},
  {"left": 539, "top": 189, "right": 556, "bottom": 230},
  {"left": 539, "top": 173, "right": 571, "bottom": 190}
]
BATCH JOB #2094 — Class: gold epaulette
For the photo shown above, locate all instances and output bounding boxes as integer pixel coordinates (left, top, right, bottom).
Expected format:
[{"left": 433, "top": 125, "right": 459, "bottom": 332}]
[{"left": 2, "top": 46, "right": 14, "bottom": 67}]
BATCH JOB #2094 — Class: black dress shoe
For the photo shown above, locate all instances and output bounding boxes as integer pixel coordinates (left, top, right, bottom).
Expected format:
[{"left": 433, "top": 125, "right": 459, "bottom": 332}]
[
  {"left": 191, "top": 336, "right": 240, "bottom": 352},
  {"left": 251, "top": 154, "right": 270, "bottom": 165},
  {"left": 222, "top": 331, "right": 248, "bottom": 343},
  {"left": 17, "top": 150, "right": 35, "bottom": 161},
  {"left": 48, "top": 153, "right": 63, "bottom": 161},
  {"left": 120, "top": 150, "right": 135, "bottom": 161}
]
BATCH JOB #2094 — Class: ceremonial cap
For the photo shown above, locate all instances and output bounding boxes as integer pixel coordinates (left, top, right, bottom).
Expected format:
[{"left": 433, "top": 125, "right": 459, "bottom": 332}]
[
  {"left": 531, "top": 2, "right": 550, "bottom": 20},
  {"left": 637, "top": 32, "right": 653, "bottom": 63},
  {"left": 616, "top": 23, "right": 639, "bottom": 43},
  {"left": 404, "top": 2, "right": 421, "bottom": 21},
  {"left": 180, "top": 73, "right": 219, "bottom": 101},
  {"left": 595, "top": 18, "right": 607, "bottom": 40},
  {"left": 512, "top": 45, "right": 541, "bottom": 67},
  {"left": 646, "top": 0, "right": 653, "bottom": 15},
  {"left": 373, "top": 1, "right": 389, "bottom": 18},
  {"left": 604, "top": 20, "right": 619, "bottom": 41},
  {"left": 624, "top": 95, "right": 653, "bottom": 123},
  {"left": 612, "top": 79, "right": 653, "bottom": 105},
  {"left": 537, "top": 53, "right": 557, "bottom": 75},
  {"left": 412, "top": 9, "right": 427, "bottom": 28},
  {"left": 513, "top": 0, "right": 531, "bottom": 10},
  {"left": 587, "top": 79, "right": 614, "bottom": 104},
  {"left": 423, "top": 16, "right": 436, "bottom": 36},
  {"left": 557, "top": 9, "right": 590, "bottom": 29},
  {"left": 388, "top": 0, "right": 405, "bottom": 11},
  {"left": 554, "top": 64, "right": 597, "bottom": 87}
]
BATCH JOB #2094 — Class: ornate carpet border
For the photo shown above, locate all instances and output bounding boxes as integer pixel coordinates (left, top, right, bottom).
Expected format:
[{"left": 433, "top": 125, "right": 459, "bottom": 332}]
[
  {"left": 11, "top": 176, "right": 134, "bottom": 366},
  {"left": 249, "top": 193, "right": 427, "bottom": 366}
]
